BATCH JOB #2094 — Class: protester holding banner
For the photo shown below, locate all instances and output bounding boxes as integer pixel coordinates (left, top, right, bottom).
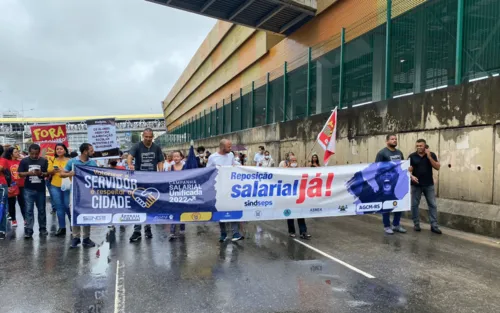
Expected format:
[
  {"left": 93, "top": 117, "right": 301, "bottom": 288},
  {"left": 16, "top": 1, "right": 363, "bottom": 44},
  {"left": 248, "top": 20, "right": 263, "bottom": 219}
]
[
  {"left": 309, "top": 154, "right": 320, "bottom": 167},
  {"left": 127, "top": 128, "right": 165, "bottom": 242},
  {"left": 18, "top": 144, "right": 49, "bottom": 239},
  {"left": 284, "top": 154, "right": 311, "bottom": 239},
  {"left": 279, "top": 152, "right": 295, "bottom": 168},
  {"left": 0, "top": 145, "right": 9, "bottom": 240},
  {"left": 207, "top": 139, "right": 243, "bottom": 242},
  {"left": 47, "top": 143, "right": 71, "bottom": 237},
  {"left": 61, "top": 143, "right": 97, "bottom": 248},
  {"left": 168, "top": 150, "right": 187, "bottom": 240},
  {"left": 259, "top": 151, "right": 274, "bottom": 167},
  {"left": 3, "top": 147, "right": 26, "bottom": 227},
  {"left": 375, "top": 134, "right": 407, "bottom": 235}
]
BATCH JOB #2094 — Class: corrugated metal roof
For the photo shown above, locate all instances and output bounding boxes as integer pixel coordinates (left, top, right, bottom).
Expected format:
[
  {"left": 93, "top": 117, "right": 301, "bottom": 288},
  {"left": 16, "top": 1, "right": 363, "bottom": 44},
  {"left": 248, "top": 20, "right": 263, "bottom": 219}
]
[{"left": 146, "top": 0, "right": 316, "bottom": 35}]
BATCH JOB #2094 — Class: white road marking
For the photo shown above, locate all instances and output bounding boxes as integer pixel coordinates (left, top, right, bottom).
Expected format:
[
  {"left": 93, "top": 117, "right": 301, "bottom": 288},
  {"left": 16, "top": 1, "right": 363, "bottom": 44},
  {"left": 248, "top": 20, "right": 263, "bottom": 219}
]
[
  {"left": 114, "top": 260, "right": 126, "bottom": 313},
  {"left": 293, "top": 239, "right": 375, "bottom": 279}
]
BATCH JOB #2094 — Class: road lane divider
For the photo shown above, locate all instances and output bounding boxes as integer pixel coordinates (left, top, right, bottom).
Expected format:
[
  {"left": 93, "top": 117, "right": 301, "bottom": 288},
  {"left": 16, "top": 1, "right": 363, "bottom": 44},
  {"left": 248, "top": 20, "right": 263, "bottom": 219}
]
[{"left": 293, "top": 239, "right": 375, "bottom": 279}]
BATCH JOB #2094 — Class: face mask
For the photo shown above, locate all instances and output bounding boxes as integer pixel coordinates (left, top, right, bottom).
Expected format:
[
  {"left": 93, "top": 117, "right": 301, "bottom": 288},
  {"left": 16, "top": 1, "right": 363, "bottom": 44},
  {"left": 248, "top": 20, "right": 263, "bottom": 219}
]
[
  {"left": 265, "top": 156, "right": 270, "bottom": 160},
  {"left": 291, "top": 163, "right": 298, "bottom": 168}
]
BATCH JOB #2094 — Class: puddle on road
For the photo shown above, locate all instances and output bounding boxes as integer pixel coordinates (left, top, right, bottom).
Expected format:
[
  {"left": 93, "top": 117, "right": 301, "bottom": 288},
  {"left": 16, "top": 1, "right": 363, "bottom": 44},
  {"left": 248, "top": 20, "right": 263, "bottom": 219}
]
[{"left": 72, "top": 228, "right": 117, "bottom": 313}]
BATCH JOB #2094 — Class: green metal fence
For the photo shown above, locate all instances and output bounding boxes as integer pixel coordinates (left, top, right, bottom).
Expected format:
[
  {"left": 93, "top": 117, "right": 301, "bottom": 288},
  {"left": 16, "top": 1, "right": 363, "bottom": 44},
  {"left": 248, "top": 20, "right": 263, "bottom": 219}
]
[{"left": 162, "top": 0, "right": 500, "bottom": 147}]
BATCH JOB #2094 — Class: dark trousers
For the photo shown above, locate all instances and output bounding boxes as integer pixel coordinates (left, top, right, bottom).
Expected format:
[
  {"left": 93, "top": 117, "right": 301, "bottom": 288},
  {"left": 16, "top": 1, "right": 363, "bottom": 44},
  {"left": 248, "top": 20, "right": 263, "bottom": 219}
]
[
  {"left": 8, "top": 187, "right": 26, "bottom": 221},
  {"left": 287, "top": 219, "right": 307, "bottom": 234}
]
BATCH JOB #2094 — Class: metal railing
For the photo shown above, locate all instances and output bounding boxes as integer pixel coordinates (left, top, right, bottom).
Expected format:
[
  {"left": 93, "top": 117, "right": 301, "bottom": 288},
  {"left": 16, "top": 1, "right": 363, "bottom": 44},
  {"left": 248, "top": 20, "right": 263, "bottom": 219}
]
[{"left": 164, "top": 0, "right": 500, "bottom": 148}]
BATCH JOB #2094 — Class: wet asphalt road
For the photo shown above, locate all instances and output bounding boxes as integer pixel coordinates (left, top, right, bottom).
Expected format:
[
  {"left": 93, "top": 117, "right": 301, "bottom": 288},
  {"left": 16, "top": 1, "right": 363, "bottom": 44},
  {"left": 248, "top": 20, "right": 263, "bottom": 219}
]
[{"left": 1, "top": 210, "right": 500, "bottom": 313}]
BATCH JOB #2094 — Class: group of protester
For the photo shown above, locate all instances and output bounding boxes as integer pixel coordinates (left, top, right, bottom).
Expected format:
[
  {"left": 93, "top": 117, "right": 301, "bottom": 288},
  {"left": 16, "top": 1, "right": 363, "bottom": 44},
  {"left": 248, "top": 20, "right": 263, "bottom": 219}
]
[{"left": 0, "top": 128, "right": 442, "bottom": 246}]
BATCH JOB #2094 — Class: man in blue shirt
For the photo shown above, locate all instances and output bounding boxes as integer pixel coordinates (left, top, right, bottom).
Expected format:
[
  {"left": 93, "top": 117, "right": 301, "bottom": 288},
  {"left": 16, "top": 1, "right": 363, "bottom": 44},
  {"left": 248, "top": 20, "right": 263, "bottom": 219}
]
[{"left": 61, "top": 143, "right": 98, "bottom": 248}]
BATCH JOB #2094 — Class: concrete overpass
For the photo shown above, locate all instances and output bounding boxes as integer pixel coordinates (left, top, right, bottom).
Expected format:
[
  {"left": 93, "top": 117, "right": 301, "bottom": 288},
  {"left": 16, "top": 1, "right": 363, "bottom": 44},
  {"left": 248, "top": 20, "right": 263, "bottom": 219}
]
[
  {"left": 147, "top": 0, "right": 317, "bottom": 35},
  {"left": 0, "top": 113, "right": 166, "bottom": 150}
]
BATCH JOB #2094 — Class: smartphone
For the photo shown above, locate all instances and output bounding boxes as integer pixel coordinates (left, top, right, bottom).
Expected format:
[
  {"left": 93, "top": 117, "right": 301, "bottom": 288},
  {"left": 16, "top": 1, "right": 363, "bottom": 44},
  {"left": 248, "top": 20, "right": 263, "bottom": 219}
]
[{"left": 53, "top": 166, "right": 59, "bottom": 170}]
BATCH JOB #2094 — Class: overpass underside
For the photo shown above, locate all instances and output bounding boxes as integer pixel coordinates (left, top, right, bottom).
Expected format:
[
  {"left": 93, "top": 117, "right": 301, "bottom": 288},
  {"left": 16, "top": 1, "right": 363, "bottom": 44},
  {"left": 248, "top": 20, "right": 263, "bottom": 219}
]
[{"left": 146, "top": 0, "right": 316, "bottom": 35}]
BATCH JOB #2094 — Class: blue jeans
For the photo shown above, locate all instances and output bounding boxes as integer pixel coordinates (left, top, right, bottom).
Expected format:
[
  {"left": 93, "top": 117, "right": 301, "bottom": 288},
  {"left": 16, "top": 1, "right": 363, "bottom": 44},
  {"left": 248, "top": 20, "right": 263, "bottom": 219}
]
[
  {"left": 0, "top": 185, "right": 8, "bottom": 233},
  {"left": 46, "top": 180, "right": 56, "bottom": 211},
  {"left": 24, "top": 188, "right": 47, "bottom": 233},
  {"left": 411, "top": 185, "right": 438, "bottom": 227},
  {"left": 383, "top": 212, "right": 402, "bottom": 228},
  {"left": 48, "top": 184, "right": 71, "bottom": 228},
  {"left": 219, "top": 222, "right": 239, "bottom": 237}
]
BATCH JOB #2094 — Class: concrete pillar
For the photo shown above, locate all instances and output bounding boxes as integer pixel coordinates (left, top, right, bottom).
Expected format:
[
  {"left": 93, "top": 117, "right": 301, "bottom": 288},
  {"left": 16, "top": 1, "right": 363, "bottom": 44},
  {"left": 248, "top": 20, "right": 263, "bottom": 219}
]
[
  {"left": 315, "top": 58, "right": 333, "bottom": 114},
  {"left": 372, "top": 31, "right": 386, "bottom": 102}
]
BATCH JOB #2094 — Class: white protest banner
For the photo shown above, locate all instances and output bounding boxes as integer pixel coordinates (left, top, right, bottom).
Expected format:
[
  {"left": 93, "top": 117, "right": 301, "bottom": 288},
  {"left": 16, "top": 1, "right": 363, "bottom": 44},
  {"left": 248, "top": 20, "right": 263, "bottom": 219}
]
[
  {"left": 86, "top": 118, "right": 119, "bottom": 160},
  {"left": 214, "top": 161, "right": 411, "bottom": 221}
]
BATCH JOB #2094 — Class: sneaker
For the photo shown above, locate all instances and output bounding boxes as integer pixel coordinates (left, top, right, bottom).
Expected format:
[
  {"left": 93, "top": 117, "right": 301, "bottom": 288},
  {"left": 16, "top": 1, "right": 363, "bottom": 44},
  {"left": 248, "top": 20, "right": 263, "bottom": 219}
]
[
  {"left": 300, "top": 233, "right": 311, "bottom": 239},
  {"left": 11, "top": 220, "right": 18, "bottom": 227},
  {"left": 168, "top": 234, "right": 177, "bottom": 241},
  {"left": 7, "top": 215, "right": 12, "bottom": 220},
  {"left": 384, "top": 227, "right": 394, "bottom": 234},
  {"left": 39, "top": 229, "right": 49, "bottom": 236},
  {"left": 219, "top": 234, "right": 227, "bottom": 242},
  {"left": 289, "top": 233, "right": 296, "bottom": 238},
  {"left": 70, "top": 237, "right": 81, "bottom": 248},
  {"left": 145, "top": 228, "right": 153, "bottom": 239},
  {"left": 55, "top": 228, "right": 66, "bottom": 237},
  {"left": 392, "top": 225, "right": 407, "bottom": 233},
  {"left": 0, "top": 232, "right": 6, "bottom": 240},
  {"left": 231, "top": 233, "right": 243, "bottom": 242},
  {"left": 431, "top": 226, "right": 442, "bottom": 234},
  {"left": 82, "top": 237, "right": 96, "bottom": 247},
  {"left": 129, "top": 232, "right": 142, "bottom": 242},
  {"left": 414, "top": 224, "right": 421, "bottom": 232}
]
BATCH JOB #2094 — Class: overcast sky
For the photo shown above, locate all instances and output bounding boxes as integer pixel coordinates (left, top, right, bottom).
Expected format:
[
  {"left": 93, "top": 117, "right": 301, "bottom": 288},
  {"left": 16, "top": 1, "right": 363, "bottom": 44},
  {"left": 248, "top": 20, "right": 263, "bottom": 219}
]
[{"left": 0, "top": 0, "right": 216, "bottom": 118}]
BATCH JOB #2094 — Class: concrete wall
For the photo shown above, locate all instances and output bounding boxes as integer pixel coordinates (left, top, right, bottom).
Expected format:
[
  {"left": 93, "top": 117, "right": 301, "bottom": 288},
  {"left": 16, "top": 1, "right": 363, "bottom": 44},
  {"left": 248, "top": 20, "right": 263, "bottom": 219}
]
[{"left": 165, "top": 77, "right": 500, "bottom": 237}]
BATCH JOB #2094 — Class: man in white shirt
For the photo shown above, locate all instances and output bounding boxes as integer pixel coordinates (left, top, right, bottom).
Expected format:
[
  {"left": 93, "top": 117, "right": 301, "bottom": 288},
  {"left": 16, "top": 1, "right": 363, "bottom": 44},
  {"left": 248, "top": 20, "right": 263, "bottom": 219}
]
[
  {"left": 253, "top": 146, "right": 265, "bottom": 166},
  {"left": 207, "top": 139, "right": 243, "bottom": 242}
]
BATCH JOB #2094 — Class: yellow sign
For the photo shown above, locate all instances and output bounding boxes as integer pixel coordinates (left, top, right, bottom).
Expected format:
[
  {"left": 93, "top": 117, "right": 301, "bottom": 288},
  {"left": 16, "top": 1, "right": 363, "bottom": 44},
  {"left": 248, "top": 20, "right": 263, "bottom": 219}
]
[{"left": 180, "top": 212, "right": 212, "bottom": 222}]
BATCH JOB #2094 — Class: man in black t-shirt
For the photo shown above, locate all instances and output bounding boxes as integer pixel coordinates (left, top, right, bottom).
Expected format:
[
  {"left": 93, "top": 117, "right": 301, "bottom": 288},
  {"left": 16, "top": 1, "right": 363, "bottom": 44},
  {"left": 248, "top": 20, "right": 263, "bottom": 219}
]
[
  {"left": 127, "top": 128, "right": 165, "bottom": 242},
  {"left": 18, "top": 144, "right": 49, "bottom": 238},
  {"left": 408, "top": 139, "right": 442, "bottom": 234}
]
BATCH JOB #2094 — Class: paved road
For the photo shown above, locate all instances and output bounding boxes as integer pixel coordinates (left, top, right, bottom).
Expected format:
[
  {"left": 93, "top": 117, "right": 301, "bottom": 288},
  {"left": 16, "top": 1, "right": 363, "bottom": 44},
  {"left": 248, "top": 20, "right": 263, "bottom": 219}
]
[{"left": 1, "top": 211, "right": 500, "bottom": 313}]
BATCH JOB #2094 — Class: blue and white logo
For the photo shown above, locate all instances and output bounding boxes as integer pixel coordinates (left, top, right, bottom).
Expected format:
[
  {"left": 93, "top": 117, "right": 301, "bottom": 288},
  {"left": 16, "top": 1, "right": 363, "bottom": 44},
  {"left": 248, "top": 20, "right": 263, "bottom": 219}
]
[{"left": 283, "top": 209, "right": 292, "bottom": 217}]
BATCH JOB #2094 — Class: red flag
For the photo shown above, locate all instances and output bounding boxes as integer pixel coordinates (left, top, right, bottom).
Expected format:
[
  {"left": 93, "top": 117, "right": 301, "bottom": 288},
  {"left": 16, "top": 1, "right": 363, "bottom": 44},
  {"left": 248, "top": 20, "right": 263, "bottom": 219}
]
[{"left": 316, "top": 108, "right": 337, "bottom": 165}]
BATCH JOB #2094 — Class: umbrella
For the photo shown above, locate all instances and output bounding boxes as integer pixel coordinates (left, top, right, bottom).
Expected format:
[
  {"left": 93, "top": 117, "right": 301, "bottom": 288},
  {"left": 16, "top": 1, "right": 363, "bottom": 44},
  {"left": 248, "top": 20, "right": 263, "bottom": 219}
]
[{"left": 183, "top": 140, "right": 199, "bottom": 170}]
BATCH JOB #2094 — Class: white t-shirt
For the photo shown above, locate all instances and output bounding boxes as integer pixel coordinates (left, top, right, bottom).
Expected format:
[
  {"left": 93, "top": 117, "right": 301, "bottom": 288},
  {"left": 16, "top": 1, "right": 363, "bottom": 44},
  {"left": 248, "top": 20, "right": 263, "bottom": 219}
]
[
  {"left": 207, "top": 152, "right": 238, "bottom": 167},
  {"left": 254, "top": 152, "right": 264, "bottom": 165}
]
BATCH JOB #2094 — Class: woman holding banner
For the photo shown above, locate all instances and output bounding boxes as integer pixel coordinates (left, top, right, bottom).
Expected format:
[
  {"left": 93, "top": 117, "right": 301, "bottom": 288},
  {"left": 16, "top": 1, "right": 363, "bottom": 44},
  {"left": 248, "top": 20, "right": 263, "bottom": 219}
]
[
  {"left": 284, "top": 154, "right": 311, "bottom": 240},
  {"left": 168, "top": 150, "right": 186, "bottom": 240},
  {"left": 47, "top": 143, "right": 71, "bottom": 237}
]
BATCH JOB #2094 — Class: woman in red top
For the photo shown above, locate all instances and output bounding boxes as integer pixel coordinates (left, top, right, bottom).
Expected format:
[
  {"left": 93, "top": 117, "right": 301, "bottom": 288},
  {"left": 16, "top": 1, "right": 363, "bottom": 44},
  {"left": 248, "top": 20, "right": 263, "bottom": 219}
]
[{"left": 3, "top": 147, "right": 25, "bottom": 227}]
